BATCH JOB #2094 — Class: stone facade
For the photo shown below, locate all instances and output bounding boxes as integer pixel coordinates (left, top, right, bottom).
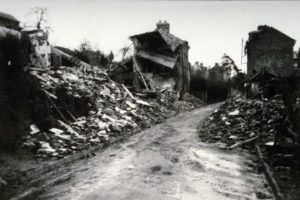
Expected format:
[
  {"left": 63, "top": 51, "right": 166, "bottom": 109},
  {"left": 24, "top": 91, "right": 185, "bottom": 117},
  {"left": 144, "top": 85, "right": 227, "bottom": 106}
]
[{"left": 246, "top": 25, "right": 295, "bottom": 77}]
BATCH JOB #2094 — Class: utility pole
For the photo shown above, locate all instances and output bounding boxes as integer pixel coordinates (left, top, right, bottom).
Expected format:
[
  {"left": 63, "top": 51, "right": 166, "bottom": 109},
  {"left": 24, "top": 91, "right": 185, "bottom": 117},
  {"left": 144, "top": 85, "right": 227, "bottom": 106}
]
[{"left": 241, "top": 38, "right": 244, "bottom": 66}]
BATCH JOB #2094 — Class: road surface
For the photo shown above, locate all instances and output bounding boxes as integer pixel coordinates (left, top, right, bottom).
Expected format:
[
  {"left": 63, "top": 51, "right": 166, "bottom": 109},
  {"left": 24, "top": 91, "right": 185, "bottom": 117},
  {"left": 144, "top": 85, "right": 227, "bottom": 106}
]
[{"left": 39, "top": 104, "right": 273, "bottom": 200}]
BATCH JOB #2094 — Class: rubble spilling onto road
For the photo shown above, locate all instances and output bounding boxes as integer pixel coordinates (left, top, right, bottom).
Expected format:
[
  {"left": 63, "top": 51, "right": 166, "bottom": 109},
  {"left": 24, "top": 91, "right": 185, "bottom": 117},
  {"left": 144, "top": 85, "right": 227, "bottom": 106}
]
[
  {"left": 199, "top": 96, "right": 290, "bottom": 149},
  {"left": 21, "top": 64, "right": 202, "bottom": 158},
  {"left": 199, "top": 96, "right": 300, "bottom": 199}
]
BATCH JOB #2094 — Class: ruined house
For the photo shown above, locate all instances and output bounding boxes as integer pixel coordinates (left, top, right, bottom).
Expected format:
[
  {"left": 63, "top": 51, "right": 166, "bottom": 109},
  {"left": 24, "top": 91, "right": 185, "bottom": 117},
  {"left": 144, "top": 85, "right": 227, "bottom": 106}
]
[
  {"left": 0, "top": 11, "right": 20, "bottom": 30},
  {"left": 129, "top": 21, "right": 190, "bottom": 98},
  {"left": 245, "top": 25, "right": 295, "bottom": 77},
  {"left": 23, "top": 29, "right": 51, "bottom": 68}
]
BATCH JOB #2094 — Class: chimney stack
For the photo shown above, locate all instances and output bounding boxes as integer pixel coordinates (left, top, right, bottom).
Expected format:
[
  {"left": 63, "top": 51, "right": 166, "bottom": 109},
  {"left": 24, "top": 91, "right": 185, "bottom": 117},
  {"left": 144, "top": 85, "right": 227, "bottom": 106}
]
[{"left": 156, "top": 20, "right": 170, "bottom": 32}]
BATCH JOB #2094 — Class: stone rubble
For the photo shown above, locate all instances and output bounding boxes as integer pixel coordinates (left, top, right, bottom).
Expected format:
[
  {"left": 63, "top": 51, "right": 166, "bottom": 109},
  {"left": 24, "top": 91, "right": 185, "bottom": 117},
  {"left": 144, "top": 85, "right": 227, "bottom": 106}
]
[
  {"left": 21, "top": 65, "right": 203, "bottom": 158},
  {"left": 199, "top": 95, "right": 288, "bottom": 149}
]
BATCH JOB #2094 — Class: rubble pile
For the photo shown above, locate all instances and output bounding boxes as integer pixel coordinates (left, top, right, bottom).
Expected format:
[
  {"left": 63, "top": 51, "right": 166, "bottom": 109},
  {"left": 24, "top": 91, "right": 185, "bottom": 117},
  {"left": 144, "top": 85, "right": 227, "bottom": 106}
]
[
  {"left": 153, "top": 89, "right": 203, "bottom": 112},
  {"left": 175, "top": 92, "right": 204, "bottom": 111},
  {"left": 21, "top": 65, "right": 202, "bottom": 158},
  {"left": 199, "top": 96, "right": 287, "bottom": 149}
]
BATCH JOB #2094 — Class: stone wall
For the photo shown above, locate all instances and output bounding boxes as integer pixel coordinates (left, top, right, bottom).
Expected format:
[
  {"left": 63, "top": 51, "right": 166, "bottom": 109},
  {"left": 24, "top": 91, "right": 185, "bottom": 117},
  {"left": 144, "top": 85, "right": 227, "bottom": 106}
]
[{"left": 247, "top": 30, "right": 294, "bottom": 77}]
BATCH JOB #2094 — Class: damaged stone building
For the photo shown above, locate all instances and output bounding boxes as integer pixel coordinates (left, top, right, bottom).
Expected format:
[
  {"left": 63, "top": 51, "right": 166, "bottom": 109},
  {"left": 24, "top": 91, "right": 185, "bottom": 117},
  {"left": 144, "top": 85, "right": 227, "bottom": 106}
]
[
  {"left": 23, "top": 29, "right": 51, "bottom": 68},
  {"left": 245, "top": 25, "right": 296, "bottom": 98},
  {"left": 128, "top": 21, "right": 191, "bottom": 98},
  {"left": 246, "top": 25, "right": 295, "bottom": 77}
]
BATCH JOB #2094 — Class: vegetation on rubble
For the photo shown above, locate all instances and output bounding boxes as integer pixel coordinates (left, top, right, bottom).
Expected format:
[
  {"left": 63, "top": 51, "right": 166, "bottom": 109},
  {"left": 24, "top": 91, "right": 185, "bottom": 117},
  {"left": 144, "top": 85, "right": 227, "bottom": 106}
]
[{"left": 55, "top": 41, "right": 112, "bottom": 68}]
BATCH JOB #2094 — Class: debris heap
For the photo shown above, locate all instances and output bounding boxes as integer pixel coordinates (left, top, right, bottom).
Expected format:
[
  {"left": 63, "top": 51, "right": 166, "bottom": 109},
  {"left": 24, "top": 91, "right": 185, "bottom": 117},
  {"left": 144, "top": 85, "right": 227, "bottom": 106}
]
[
  {"left": 199, "top": 96, "right": 289, "bottom": 149},
  {"left": 22, "top": 64, "right": 202, "bottom": 158}
]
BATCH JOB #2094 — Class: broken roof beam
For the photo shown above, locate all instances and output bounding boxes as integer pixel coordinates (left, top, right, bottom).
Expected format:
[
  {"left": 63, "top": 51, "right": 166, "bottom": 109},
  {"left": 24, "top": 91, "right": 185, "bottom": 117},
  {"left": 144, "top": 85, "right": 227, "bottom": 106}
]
[
  {"left": 132, "top": 56, "right": 149, "bottom": 90},
  {"left": 136, "top": 49, "right": 177, "bottom": 69},
  {"left": 51, "top": 46, "right": 91, "bottom": 68}
]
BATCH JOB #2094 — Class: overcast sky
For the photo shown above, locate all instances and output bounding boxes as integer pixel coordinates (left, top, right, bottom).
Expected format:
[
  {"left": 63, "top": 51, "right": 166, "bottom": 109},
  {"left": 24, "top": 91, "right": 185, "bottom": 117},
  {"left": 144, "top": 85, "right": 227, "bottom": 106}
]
[{"left": 1, "top": 0, "right": 300, "bottom": 71}]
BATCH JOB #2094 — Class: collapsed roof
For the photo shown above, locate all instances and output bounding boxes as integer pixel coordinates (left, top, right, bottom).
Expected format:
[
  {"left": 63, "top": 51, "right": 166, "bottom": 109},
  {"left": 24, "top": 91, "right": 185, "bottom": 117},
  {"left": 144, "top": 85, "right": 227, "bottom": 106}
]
[
  {"left": 130, "top": 29, "right": 188, "bottom": 52},
  {"left": 130, "top": 29, "right": 188, "bottom": 70}
]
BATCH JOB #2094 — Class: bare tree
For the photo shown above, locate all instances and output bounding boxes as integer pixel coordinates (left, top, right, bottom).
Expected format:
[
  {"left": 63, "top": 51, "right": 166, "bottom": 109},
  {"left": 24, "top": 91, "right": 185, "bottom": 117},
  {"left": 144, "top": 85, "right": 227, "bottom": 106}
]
[
  {"left": 79, "top": 39, "right": 92, "bottom": 52},
  {"left": 30, "top": 7, "right": 48, "bottom": 29},
  {"left": 119, "top": 45, "right": 132, "bottom": 60}
]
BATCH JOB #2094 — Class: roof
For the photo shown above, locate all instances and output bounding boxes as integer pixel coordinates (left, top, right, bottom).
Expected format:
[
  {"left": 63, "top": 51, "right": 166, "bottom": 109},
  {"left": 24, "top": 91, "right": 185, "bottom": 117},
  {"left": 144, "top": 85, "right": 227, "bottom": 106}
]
[
  {"left": 130, "top": 29, "right": 187, "bottom": 52},
  {"left": 22, "top": 29, "right": 44, "bottom": 34},
  {"left": 0, "top": 11, "right": 19, "bottom": 22},
  {"left": 247, "top": 25, "right": 295, "bottom": 44}
]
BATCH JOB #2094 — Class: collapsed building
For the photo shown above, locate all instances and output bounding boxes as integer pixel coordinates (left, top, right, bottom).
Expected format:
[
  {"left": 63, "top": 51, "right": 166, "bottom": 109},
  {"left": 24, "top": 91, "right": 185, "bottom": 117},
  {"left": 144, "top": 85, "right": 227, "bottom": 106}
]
[
  {"left": 110, "top": 21, "right": 191, "bottom": 99},
  {"left": 23, "top": 29, "right": 51, "bottom": 68}
]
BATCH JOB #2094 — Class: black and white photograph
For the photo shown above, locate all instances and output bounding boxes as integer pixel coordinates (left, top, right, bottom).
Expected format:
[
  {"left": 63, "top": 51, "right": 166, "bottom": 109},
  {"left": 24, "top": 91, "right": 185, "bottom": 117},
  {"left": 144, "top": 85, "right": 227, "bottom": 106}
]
[{"left": 0, "top": 0, "right": 300, "bottom": 199}]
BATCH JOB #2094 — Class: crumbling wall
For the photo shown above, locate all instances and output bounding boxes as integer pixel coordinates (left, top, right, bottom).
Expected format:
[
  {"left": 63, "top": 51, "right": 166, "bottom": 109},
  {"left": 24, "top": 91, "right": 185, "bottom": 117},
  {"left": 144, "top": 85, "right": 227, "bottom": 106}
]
[{"left": 175, "top": 43, "right": 190, "bottom": 99}]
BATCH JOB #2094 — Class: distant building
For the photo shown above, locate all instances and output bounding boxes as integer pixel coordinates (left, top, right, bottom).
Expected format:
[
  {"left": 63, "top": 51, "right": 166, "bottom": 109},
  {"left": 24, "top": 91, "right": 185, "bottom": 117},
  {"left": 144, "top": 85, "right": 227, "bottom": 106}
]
[
  {"left": 23, "top": 29, "right": 51, "bottom": 68},
  {"left": 191, "top": 61, "right": 208, "bottom": 81},
  {"left": 209, "top": 63, "right": 231, "bottom": 81},
  {"left": 190, "top": 61, "right": 209, "bottom": 101},
  {"left": 0, "top": 11, "right": 20, "bottom": 30},
  {"left": 245, "top": 25, "right": 295, "bottom": 77}
]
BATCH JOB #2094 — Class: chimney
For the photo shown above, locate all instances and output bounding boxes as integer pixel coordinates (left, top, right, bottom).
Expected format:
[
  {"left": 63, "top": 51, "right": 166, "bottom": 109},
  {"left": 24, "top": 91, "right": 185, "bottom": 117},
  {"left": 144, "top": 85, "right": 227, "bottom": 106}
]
[{"left": 156, "top": 20, "right": 170, "bottom": 32}]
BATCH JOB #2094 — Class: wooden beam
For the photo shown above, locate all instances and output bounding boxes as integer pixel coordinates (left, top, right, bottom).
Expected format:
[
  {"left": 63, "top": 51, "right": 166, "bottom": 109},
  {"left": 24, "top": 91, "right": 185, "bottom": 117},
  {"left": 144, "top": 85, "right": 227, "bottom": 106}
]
[
  {"left": 122, "top": 84, "right": 136, "bottom": 100},
  {"left": 228, "top": 136, "right": 259, "bottom": 150},
  {"left": 132, "top": 56, "right": 149, "bottom": 90},
  {"left": 136, "top": 49, "right": 177, "bottom": 69}
]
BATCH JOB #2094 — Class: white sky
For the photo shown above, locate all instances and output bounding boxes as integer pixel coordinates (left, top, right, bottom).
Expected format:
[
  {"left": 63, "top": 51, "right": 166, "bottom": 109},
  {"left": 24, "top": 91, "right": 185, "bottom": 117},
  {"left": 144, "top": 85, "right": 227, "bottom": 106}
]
[{"left": 1, "top": 0, "right": 300, "bottom": 71}]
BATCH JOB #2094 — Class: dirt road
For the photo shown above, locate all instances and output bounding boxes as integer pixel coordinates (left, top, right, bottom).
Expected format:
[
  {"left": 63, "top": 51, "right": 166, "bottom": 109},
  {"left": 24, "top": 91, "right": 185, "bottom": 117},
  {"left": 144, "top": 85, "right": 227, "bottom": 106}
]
[{"left": 38, "top": 104, "right": 273, "bottom": 200}]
